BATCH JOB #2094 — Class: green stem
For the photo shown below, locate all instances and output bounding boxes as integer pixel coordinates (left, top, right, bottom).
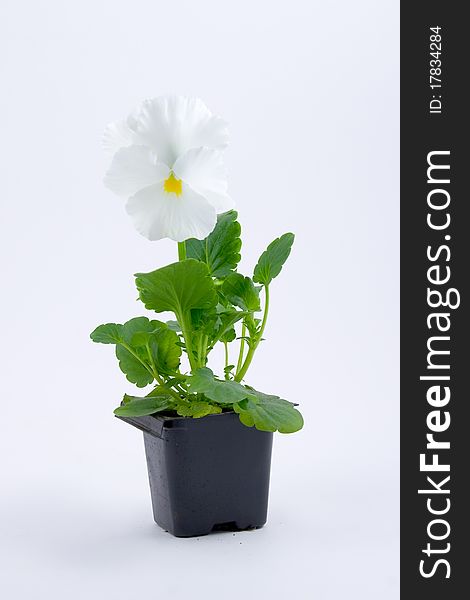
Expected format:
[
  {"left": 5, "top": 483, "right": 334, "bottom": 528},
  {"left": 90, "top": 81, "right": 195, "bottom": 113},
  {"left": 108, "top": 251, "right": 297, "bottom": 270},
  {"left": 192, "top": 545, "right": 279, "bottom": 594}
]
[
  {"left": 201, "top": 334, "right": 209, "bottom": 365},
  {"left": 143, "top": 343, "right": 162, "bottom": 382},
  {"left": 236, "top": 322, "right": 247, "bottom": 373},
  {"left": 197, "top": 334, "right": 204, "bottom": 368},
  {"left": 234, "top": 285, "right": 270, "bottom": 382},
  {"left": 179, "top": 311, "right": 197, "bottom": 372},
  {"left": 178, "top": 241, "right": 187, "bottom": 261},
  {"left": 163, "top": 386, "right": 182, "bottom": 401},
  {"left": 258, "top": 285, "right": 270, "bottom": 342},
  {"left": 223, "top": 341, "right": 230, "bottom": 379}
]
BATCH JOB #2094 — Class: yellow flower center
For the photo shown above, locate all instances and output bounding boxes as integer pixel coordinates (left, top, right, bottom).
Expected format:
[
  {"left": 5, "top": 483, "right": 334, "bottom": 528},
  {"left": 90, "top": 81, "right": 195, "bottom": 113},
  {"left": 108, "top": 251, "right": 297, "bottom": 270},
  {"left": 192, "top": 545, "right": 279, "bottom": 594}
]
[{"left": 163, "top": 172, "right": 183, "bottom": 196}]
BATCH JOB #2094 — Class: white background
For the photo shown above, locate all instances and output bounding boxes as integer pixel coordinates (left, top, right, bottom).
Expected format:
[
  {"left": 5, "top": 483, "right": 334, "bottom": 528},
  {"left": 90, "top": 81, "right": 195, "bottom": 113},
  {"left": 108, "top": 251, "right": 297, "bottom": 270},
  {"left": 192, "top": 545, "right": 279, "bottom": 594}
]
[{"left": 1, "top": 1, "right": 399, "bottom": 598}]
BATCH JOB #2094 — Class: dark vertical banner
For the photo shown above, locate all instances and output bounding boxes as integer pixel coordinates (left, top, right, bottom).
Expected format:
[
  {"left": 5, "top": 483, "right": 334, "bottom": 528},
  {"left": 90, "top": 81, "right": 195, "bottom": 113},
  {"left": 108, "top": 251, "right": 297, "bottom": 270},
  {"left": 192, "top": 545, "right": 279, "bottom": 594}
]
[{"left": 401, "top": 2, "right": 469, "bottom": 598}]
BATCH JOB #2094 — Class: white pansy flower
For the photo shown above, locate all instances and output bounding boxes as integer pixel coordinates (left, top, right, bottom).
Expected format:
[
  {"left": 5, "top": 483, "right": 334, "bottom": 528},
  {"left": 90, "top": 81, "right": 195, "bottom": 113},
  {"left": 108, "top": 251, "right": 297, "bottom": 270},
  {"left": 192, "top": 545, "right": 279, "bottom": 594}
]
[{"left": 104, "top": 96, "right": 233, "bottom": 242}]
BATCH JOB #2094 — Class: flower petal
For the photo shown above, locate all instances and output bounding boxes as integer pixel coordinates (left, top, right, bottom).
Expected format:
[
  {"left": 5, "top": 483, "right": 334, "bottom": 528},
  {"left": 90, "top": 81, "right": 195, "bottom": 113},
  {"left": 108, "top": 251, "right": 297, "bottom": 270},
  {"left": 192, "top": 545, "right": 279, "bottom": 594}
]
[
  {"left": 104, "top": 146, "right": 169, "bottom": 198},
  {"left": 128, "top": 96, "right": 229, "bottom": 167},
  {"left": 173, "top": 148, "right": 234, "bottom": 213},
  {"left": 126, "top": 183, "right": 217, "bottom": 242},
  {"left": 102, "top": 119, "right": 136, "bottom": 155}
]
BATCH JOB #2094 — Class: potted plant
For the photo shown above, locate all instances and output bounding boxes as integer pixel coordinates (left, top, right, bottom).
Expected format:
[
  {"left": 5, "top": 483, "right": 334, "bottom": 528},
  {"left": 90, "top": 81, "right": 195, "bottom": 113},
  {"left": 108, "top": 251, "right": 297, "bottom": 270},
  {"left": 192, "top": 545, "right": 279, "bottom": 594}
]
[{"left": 91, "top": 96, "right": 303, "bottom": 537}]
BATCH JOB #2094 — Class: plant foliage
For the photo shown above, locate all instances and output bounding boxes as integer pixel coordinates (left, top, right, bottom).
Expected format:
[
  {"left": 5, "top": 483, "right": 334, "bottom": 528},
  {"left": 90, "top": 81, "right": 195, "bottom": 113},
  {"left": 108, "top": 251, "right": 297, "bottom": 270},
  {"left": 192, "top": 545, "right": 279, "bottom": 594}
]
[{"left": 91, "top": 210, "right": 302, "bottom": 433}]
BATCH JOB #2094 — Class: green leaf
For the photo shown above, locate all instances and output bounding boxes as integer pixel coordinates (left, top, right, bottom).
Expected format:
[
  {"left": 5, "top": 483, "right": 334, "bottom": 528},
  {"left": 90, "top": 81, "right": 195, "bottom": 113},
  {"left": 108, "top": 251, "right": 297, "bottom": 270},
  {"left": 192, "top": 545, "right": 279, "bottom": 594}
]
[
  {"left": 90, "top": 323, "right": 123, "bottom": 344},
  {"left": 221, "top": 273, "right": 260, "bottom": 312},
  {"left": 91, "top": 317, "right": 163, "bottom": 345},
  {"left": 186, "top": 210, "right": 241, "bottom": 278},
  {"left": 115, "top": 345, "right": 153, "bottom": 387},
  {"left": 175, "top": 401, "right": 222, "bottom": 418},
  {"left": 234, "top": 390, "right": 304, "bottom": 433},
  {"left": 91, "top": 318, "right": 161, "bottom": 387},
  {"left": 213, "top": 307, "right": 247, "bottom": 343},
  {"left": 135, "top": 259, "right": 218, "bottom": 319},
  {"left": 164, "top": 375, "right": 187, "bottom": 388},
  {"left": 188, "top": 367, "right": 256, "bottom": 404},
  {"left": 220, "top": 327, "right": 236, "bottom": 343},
  {"left": 245, "top": 316, "right": 261, "bottom": 340},
  {"left": 253, "top": 233, "right": 295, "bottom": 285},
  {"left": 121, "top": 317, "right": 163, "bottom": 344},
  {"left": 166, "top": 320, "right": 181, "bottom": 332},
  {"left": 190, "top": 306, "right": 218, "bottom": 334},
  {"left": 114, "top": 393, "right": 174, "bottom": 417},
  {"left": 145, "top": 385, "right": 175, "bottom": 397},
  {"left": 149, "top": 328, "right": 182, "bottom": 375},
  {"left": 130, "top": 325, "right": 181, "bottom": 375}
]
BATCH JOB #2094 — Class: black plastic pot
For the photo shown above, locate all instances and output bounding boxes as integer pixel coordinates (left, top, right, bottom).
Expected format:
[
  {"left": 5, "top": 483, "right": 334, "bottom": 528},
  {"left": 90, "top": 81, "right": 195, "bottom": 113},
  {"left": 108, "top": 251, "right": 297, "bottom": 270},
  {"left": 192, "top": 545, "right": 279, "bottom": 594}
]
[{"left": 117, "top": 411, "right": 273, "bottom": 537}]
